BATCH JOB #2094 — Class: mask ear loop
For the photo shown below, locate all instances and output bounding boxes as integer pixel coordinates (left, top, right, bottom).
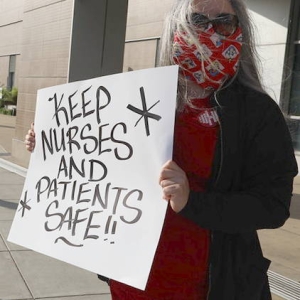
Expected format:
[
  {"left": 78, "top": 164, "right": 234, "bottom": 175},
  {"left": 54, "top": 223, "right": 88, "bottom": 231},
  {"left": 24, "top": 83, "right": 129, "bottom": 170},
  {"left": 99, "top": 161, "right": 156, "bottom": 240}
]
[
  {"left": 213, "top": 90, "right": 222, "bottom": 108},
  {"left": 213, "top": 66, "right": 240, "bottom": 108}
]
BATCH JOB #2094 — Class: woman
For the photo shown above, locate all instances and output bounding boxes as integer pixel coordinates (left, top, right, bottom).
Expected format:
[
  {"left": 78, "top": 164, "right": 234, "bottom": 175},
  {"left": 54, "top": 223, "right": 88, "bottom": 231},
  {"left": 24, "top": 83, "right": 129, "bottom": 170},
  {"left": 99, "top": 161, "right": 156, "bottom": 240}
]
[{"left": 26, "top": 0, "right": 298, "bottom": 299}]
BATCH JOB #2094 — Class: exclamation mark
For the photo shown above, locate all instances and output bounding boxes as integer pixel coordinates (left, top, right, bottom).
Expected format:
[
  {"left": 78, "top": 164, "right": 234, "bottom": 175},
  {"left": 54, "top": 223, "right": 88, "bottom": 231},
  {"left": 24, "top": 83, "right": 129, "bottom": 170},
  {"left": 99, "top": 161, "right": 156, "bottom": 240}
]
[{"left": 104, "top": 215, "right": 117, "bottom": 244}]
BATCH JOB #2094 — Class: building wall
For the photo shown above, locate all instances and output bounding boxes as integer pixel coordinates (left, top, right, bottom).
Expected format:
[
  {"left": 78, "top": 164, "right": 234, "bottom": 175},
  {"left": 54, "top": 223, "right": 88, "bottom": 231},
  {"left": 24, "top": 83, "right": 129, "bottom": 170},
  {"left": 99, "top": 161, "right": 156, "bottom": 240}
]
[
  {"left": 12, "top": 0, "right": 73, "bottom": 166},
  {"left": 247, "top": 0, "right": 291, "bottom": 103},
  {"left": 123, "top": 0, "right": 174, "bottom": 71},
  {"left": 0, "top": 0, "right": 294, "bottom": 167},
  {"left": 0, "top": 57, "right": 10, "bottom": 87},
  {"left": 0, "top": 0, "right": 23, "bottom": 88},
  {"left": 126, "top": 0, "right": 173, "bottom": 40}
]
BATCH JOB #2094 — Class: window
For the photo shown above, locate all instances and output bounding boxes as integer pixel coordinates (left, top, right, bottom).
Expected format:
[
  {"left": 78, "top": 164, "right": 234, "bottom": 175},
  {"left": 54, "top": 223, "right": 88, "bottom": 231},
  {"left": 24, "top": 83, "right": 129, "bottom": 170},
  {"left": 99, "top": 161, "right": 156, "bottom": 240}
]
[
  {"left": 7, "top": 55, "right": 16, "bottom": 90},
  {"left": 123, "top": 37, "right": 160, "bottom": 72},
  {"left": 289, "top": 45, "right": 300, "bottom": 116},
  {"left": 281, "top": 0, "right": 300, "bottom": 151}
]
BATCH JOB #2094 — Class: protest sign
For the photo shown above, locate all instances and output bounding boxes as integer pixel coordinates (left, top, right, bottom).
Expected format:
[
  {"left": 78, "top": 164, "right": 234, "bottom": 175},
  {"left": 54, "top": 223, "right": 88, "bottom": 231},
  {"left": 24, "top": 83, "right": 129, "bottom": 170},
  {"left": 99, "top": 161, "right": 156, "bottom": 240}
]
[{"left": 8, "top": 65, "right": 178, "bottom": 290}]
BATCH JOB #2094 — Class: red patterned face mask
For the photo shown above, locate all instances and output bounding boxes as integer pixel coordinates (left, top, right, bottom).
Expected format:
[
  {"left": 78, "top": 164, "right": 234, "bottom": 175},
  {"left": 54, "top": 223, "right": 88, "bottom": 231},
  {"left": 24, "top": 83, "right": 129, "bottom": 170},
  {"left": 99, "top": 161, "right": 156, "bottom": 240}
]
[{"left": 173, "top": 25, "right": 243, "bottom": 90}]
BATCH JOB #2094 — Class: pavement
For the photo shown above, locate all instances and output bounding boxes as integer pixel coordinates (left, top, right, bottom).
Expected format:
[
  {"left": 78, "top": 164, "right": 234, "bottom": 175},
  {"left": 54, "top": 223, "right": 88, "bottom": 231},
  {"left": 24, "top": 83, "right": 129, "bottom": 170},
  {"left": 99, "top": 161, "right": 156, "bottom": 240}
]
[{"left": 0, "top": 114, "right": 299, "bottom": 300}]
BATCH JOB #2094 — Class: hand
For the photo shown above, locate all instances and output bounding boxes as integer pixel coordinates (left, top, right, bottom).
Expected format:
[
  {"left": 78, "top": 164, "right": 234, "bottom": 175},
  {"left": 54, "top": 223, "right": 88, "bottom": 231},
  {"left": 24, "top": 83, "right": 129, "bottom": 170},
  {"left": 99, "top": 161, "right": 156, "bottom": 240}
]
[
  {"left": 25, "top": 123, "right": 35, "bottom": 152},
  {"left": 159, "top": 160, "right": 190, "bottom": 213}
]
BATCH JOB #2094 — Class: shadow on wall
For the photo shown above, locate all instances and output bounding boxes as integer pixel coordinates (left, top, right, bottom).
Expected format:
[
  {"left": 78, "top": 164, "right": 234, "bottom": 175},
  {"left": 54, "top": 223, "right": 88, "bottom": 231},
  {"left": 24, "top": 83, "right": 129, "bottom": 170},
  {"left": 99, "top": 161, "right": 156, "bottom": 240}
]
[
  {"left": 246, "top": 0, "right": 291, "bottom": 27},
  {"left": 0, "top": 199, "right": 18, "bottom": 210}
]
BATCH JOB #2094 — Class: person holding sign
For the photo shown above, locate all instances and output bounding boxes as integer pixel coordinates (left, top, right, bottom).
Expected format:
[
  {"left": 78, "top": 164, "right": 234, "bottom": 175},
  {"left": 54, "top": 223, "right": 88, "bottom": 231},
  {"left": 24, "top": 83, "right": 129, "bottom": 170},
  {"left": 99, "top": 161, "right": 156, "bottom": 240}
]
[{"left": 26, "top": 0, "right": 298, "bottom": 299}]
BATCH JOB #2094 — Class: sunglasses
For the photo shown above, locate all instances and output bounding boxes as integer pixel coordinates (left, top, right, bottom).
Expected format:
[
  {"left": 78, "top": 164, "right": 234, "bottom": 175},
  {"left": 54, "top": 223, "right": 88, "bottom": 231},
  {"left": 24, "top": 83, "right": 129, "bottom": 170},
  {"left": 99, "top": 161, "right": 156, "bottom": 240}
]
[{"left": 190, "top": 13, "right": 239, "bottom": 37}]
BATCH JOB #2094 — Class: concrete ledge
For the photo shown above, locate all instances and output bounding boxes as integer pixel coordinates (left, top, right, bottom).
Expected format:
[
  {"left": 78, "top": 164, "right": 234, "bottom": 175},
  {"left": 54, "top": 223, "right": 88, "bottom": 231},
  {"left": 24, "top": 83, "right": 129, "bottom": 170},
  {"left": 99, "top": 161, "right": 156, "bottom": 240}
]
[{"left": 0, "top": 158, "right": 27, "bottom": 177}]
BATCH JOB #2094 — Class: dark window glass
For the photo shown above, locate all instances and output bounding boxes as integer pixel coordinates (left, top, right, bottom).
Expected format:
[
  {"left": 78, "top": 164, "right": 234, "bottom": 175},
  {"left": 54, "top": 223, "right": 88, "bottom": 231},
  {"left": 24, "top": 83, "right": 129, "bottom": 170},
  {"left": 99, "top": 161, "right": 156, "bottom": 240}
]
[
  {"left": 7, "top": 55, "right": 16, "bottom": 89},
  {"left": 297, "top": 18, "right": 300, "bottom": 40},
  {"left": 7, "top": 72, "right": 14, "bottom": 90},
  {"left": 289, "top": 45, "right": 300, "bottom": 116}
]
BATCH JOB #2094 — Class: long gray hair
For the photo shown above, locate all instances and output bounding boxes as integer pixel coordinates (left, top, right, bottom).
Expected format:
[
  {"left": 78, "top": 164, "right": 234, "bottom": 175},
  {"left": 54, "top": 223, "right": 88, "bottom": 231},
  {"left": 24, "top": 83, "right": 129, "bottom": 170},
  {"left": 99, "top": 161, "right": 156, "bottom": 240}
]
[{"left": 159, "top": 0, "right": 265, "bottom": 107}]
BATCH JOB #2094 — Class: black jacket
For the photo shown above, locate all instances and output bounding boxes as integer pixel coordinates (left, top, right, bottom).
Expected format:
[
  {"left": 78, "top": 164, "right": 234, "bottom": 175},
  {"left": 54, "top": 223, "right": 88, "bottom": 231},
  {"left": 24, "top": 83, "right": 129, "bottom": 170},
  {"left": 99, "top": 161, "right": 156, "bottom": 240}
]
[{"left": 179, "top": 81, "right": 298, "bottom": 300}]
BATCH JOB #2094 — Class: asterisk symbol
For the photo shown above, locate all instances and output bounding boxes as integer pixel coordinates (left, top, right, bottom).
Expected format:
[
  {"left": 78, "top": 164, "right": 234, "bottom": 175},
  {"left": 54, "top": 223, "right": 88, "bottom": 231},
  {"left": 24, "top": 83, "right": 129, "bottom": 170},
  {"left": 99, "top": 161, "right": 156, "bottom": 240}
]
[
  {"left": 127, "top": 87, "right": 162, "bottom": 136},
  {"left": 18, "top": 191, "right": 31, "bottom": 217}
]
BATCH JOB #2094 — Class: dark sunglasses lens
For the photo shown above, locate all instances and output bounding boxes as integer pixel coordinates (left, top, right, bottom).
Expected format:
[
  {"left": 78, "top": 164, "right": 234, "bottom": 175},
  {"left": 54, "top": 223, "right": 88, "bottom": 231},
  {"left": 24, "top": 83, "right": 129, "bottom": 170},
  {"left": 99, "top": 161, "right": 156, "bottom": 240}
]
[
  {"left": 191, "top": 13, "right": 210, "bottom": 29},
  {"left": 213, "top": 15, "right": 239, "bottom": 36}
]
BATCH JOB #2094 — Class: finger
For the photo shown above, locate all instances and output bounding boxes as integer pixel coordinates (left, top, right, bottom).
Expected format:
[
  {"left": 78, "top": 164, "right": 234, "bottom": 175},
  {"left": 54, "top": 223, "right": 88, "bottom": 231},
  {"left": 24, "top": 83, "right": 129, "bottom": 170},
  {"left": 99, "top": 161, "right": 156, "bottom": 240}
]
[
  {"left": 31, "top": 125, "right": 35, "bottom": 136},
  {"left": 162, "top": 194, "right": 171, "bottom": 201},
  {"left": 162, "top": 184, "right": 179, "bottom": 196},
  {"left": 159, "top": 169, "right": 176, "bottom": 183},
  {"left": 160, "top": 179, "right": 174, "bottom": 188},
  {"left": 29, "top": 129, "right": 35, "bottom": 137},
  {"left": 27, "top": 129, "right": 34, "bottom": 137},
  {"left": 160, "top": 171, "right": 187, "bottom": 188},
  {"left": 28, "top": 123, "right": 35, "bottom": 136},
  {"left": 24, "top": 133, "right": 35, "bottom": 146},
  {"left": 25, "top": 140, "right": 35, "bottom": 146},
  {"left": 161, "top": 159, "right": 173, "bottom": 169},
  {"left": 159, "top": 162, "right": 182, "bottom": 180},
  {"left": 25, "top": 141, "right": 34, "bottom": 150},
  {"left": 25, "top": 137, "right": 34, "bottom": 147},
  {"left": 25, "top": 134, "right": 35, "bottom": 142},
  {"left": 159, "top": 160, "right": 183, "bottom": 180},
  {"left": 161, "top": 188, "right": 172, "bottom": 200},
  {"left": 162, "top": 160, "right": 180, "bottom": 171},
  {"left": 25, "top": 144, "right": 34, "bottom": 152}
]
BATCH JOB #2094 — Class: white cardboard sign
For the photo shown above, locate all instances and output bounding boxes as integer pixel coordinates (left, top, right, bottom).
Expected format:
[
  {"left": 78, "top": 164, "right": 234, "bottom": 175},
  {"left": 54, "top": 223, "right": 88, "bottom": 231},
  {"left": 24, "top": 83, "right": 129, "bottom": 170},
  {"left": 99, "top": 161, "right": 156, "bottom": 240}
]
[{"left": 8, "top": 66, "right": 178, "bottom": 290}]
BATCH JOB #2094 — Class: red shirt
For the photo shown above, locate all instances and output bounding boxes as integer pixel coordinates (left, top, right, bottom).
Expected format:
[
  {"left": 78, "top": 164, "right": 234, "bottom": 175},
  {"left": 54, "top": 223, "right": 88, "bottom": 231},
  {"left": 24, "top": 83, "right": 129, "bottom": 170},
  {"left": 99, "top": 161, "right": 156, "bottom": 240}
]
[{"left": 110, "top": 98, "right": 219, "bottom": 300}]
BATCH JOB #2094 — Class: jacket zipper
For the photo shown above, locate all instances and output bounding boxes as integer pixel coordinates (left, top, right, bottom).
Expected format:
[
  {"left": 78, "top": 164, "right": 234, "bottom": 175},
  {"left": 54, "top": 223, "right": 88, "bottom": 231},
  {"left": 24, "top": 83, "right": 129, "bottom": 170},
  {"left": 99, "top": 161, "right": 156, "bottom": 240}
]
[
  {"left": 214, "top": 109, "right": 223, "bottom": 187},
  {"left": 206, "top": 231, "right": 213, "bottom": 300},
  {"left": 206, "top": 93, "right": 224, "bottom": 300},
  {"left": 212, "top": 91, "right": 224, "bottom": 187}
]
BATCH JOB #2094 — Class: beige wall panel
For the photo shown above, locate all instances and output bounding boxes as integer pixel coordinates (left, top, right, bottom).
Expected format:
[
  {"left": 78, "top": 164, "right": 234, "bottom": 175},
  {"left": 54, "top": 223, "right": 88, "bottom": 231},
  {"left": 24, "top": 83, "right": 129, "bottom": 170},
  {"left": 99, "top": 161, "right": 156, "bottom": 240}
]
[
  {"left": 23, "top": 0, "right": 70, "bottom": 13},
  {"left": 17, "top": 78, "right": 37, "bottom": 95},
  {"left": 12, "top": 138, "right": 30, "bottom": 167},
  {"left": 44, "top": 21, "right": 64, "bottom": 42},
  {"left": 15, "top": 110, "right": 35, "bottom": 139},
  {"left": 43, "top": 38, "right": 70, "bottom": 60},
  {"left": 23, "top": 1, "right": 72, "bottom": 29},
  {"left": 16, "top": 76, "right": 67, "bottom": 120},
  {"left": 57, "top": 57, "right": 69, "bottom": 78},
  {"left": 16, "top": 93, "right": 37, "bottom": 112},
  {"left": 21, "top": 43, "right": 44, "bottom": 61},
  {"left": 58, "top": 0, "right": 74, "bottom": 21},
  {"left": 0, "top": 22, "right": 22, "bottom": 56},
  {"left": 15, "top": 111, "right": 35, "bottom": 130},
  {"left": 0, "top": 0, "right": 24, "bottom": 26},
  {"left": 13, "top": 0, "right": 73, "bottom": 162},
  {"left": 59, "top": 17, "right": 73, "bottom": 39},
  {"left": 55, "top": 77, "right": 68, "bottom": 86},
  {"left": 126, "top": 0, "right": 173, "bottom": 40},
  {"left": 21, "top": 26, "right": 45, "bottom": 46},
  {"left": 26, "top": 57, "right": 68, "bottom": 78},
  {"left": 126, "top": 22, "right": 164, "bottom": 40},
  {"left": 18, "top": 61, "right": 33, "bottom": 78},
  {"left": 20, "top": 17, "right": 71, "bottom": 47},
  {"left": 29, "top": 59, "right": 57, "bottom": 77},
  {"left": 127, "top": 0, "right": 173, "bottom": 27},
  {"left": 18, "top": 77, "right": 66, "bottom": 96}
]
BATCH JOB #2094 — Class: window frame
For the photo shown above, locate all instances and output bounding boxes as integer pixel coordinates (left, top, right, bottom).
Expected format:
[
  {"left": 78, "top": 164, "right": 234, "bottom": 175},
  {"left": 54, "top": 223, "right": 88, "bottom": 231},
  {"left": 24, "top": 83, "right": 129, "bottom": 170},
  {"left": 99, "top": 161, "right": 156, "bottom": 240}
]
[{"left": 280, "top": 0, "right": 300, "bottom": 115}]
